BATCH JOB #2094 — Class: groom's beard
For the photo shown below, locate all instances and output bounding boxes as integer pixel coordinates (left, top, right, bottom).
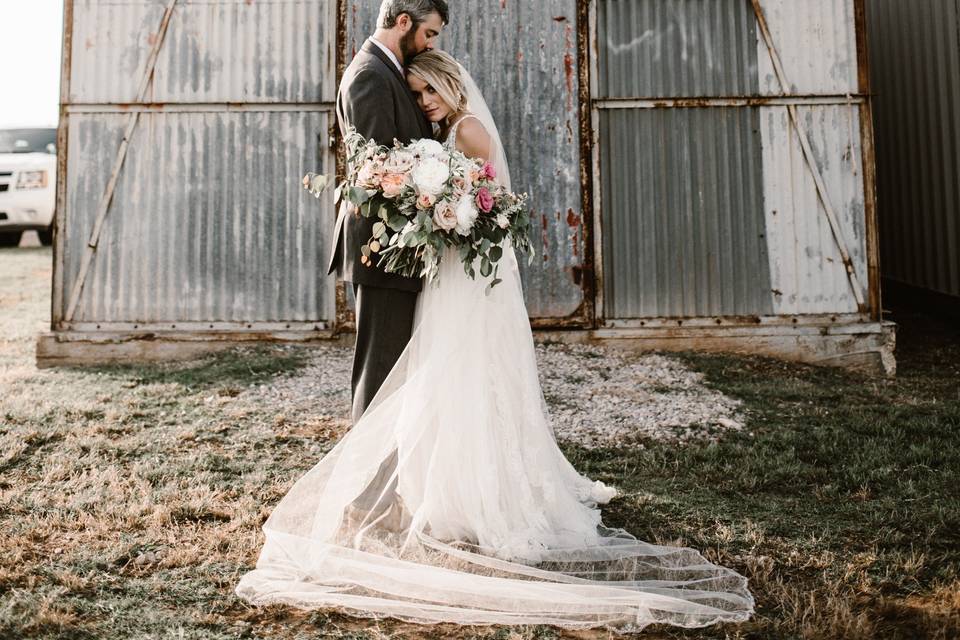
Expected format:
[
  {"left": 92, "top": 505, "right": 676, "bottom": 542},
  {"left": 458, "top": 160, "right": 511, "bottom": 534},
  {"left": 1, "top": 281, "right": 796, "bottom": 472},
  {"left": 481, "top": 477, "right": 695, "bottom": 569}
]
[{"left": 400, "top": 29, "right": 423, "bottom": 63}]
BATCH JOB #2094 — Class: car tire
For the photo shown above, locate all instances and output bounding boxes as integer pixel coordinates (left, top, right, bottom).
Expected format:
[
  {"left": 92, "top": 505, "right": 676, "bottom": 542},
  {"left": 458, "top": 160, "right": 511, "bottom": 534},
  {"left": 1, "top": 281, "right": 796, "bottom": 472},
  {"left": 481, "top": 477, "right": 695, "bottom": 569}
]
[
  {"left": 38, "top": 225, "right": 54, "bottom": 246},
  {"left": 0, "top": 231, "right": 22, "bottom": 248}
]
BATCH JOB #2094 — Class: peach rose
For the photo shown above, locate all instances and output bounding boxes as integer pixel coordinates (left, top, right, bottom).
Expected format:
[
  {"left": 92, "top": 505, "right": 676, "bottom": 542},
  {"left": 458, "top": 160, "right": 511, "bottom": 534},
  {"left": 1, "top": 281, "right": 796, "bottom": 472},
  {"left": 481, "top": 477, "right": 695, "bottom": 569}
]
[{"left": 381, "top": 172, "right": 407, "bottom": 199}]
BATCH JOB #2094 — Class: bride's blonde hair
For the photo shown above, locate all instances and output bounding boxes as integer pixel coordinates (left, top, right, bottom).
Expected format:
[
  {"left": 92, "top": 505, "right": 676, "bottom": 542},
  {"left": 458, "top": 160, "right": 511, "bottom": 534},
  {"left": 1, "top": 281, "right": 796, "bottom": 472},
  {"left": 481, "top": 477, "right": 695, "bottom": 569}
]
[{"left": 406, "top": 50, "right": 467, "bottom": 115}]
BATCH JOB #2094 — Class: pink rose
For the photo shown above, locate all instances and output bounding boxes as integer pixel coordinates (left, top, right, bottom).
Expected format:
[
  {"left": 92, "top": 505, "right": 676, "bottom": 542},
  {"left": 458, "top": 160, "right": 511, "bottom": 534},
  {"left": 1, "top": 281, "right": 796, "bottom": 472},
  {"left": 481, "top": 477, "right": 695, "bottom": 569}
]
[
  {"left": 381, "top": 172, "right": 407, "bottom": 199},
  {"left": 416, "top": 192, "right": 437, "bottom": 210},
  {"left": 475, "top": 187, "right": 494, "bottom": 213},
  {"left": 481, "top": 161, "right": 496, "bottom": 180},
  {"left": 432, "top": 200, "right": 458, "bottom": 232}
]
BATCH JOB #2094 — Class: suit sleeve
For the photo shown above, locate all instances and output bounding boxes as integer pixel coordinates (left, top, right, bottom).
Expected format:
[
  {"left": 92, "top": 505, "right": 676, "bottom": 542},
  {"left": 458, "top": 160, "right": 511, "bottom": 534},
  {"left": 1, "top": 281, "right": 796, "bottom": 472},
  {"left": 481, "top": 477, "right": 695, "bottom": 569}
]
[{"left": 342, "top": 69, "right": 397, "bottom": 146}]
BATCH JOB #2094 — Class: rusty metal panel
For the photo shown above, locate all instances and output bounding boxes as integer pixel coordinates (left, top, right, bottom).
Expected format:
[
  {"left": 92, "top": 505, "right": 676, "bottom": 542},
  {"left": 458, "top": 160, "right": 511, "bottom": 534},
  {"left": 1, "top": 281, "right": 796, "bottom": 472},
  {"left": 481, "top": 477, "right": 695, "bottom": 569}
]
[
  {"left": 60, "top": 110, "right": 336, "bottom": 324},
  {"left": 599, "top": 107, "right": 772, "bottom": 318},
  {"left": 760, "top": 105, "right": 868, "bottom": 314},
  {"left": 757, "top": 0, "right": 859, "bottom": 96},
  {"left": 867, "top": 0, "right": 960, "bottom": 298},
  {"left": 69, "top": 0, "right": 335, "bottom": 104},
  {"left": 596, "top": 0, "right": 759, "bottom": 99},
  {"left": 594, "top": 0, "right": 871, "bottom": 320},
  {"left": 345, "top": 0, "right": 586, "bottom": 321}
]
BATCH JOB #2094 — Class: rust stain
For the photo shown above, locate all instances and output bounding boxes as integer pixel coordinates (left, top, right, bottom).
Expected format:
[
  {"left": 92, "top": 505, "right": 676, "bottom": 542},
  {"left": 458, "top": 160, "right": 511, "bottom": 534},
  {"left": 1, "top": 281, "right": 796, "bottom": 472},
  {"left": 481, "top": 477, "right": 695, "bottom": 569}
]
[
  {"left": 501, "top": 0, "right": 507, "bottom": 9},
  {"left": 553, "top": 16, "right": 567, "bottom": 22},
  {"left": 563, "top": 24, "right": 575, "bottom": 111},
  {"left": 571, "top": 231, "right": 579, "bottom": 259},
  {"left": 540, "top": 212, "right": 550, "bottom": 262},
  {"left": 147, "top": 33, "right": 159, "bottom": 47},
  {"left": 566, "top": 208, "right": 581, "bottom": 228},
  {"left": 84, "top": 38, "right": 94, "bottom": 50}
]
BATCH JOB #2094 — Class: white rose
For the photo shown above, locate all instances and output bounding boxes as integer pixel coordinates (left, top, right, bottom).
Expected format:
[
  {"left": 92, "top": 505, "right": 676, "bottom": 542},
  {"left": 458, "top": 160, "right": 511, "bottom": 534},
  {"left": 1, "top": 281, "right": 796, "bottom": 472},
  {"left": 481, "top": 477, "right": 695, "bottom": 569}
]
[
  {"left": 411, "top": 157, "right": 450, "bottom": 197},
  {"left": 454, "top": 194, "right": 478, "bottom": 236},
  {"left": 410, "top": 138, "right": 445, "bottom": 158},
  {"left": 496, "top": 213, "right": 510, "bottom": 229}
]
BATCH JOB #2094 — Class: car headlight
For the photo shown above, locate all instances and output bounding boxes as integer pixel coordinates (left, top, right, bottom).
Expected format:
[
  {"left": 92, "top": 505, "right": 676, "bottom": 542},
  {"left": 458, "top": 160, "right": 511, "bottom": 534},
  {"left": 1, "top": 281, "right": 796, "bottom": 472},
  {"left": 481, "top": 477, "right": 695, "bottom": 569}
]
[{"left": 17, "top": 170, "right": 49, "bottom": 190}]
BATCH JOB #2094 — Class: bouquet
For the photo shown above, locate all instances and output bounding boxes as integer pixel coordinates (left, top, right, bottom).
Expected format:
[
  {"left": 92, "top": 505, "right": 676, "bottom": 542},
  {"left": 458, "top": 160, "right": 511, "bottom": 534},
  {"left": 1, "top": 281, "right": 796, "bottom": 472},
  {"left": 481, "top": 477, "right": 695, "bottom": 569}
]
[{"left": 304, "top": 128, "right": 533, "bottom": 290}]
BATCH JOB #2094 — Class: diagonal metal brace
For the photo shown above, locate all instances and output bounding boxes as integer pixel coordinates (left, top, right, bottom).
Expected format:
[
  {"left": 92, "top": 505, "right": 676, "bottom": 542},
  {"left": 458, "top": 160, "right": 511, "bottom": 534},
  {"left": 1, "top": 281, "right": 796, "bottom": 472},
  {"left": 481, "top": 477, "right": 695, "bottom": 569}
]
[
  {"left": 750, "top": 0, "right": 866, "bottom": 310},
  {"left": 64, "top": 0, "right": 179, "bottom": 323}
]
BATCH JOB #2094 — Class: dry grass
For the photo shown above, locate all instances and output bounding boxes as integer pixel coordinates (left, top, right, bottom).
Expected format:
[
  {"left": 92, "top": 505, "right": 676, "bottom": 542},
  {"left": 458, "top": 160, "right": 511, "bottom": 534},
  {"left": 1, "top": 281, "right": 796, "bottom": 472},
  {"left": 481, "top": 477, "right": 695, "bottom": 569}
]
[{"left": 1, "top": 246, "right": 958, "bottom": 639}]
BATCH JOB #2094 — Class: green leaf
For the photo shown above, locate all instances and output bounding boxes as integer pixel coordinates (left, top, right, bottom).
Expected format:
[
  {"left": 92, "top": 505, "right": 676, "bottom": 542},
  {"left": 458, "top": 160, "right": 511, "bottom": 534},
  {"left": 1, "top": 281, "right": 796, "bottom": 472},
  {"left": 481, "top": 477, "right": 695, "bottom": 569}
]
[
  {"left": 387, "top": 215, "right": 408, "bottom": 232},
  {"left": 480, "top": 259, "right": 492, "bottom": 278},
  {"left": 347, "top": 186, "right": 370, "bottom": 205},
  {"left": 372, "top": 222, "right": 386, "bottom": 238},
  {"left": 489, "top": 245, "right": 503, "bottom": 262},
  {"left": 485, "top": 278, "right": 503, "bottom": 294}
]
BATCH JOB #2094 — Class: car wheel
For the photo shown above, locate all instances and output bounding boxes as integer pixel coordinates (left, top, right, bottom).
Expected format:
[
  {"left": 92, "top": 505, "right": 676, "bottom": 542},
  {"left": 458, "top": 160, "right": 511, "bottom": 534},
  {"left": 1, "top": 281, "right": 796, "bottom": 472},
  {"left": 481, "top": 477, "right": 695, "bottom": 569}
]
[
  {"left": 0, "top": 231, "right": 22, "bottom": 248},
  {"left": 38, "top": 225, "right": 54, "bottom": 246}
]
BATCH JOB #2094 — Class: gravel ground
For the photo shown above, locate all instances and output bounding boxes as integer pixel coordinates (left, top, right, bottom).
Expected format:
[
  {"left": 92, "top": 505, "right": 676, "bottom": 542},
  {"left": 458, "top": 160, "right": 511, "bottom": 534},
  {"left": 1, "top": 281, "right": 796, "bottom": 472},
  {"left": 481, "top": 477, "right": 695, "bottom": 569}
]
[
  {"left": 233, "top": 341, "right": 745, "bottom": 449},
  {"left": 3, "top": 246, "right": 745, "bottom": 449}
]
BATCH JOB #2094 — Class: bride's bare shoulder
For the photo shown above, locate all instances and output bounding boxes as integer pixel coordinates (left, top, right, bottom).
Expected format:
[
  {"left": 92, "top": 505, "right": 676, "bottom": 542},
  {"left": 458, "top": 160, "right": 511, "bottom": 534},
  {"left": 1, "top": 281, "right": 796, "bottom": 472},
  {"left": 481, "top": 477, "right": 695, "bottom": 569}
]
[{"left": 456, "top": 117, "right": 492, "bottom": 163}]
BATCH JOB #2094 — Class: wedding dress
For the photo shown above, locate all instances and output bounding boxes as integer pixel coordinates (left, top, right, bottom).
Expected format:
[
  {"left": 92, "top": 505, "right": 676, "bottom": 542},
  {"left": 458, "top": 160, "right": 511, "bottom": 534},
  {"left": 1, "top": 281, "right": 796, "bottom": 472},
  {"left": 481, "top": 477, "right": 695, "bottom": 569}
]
[{"left": 235, "top": 66, "right": 754, "bottom": 632}]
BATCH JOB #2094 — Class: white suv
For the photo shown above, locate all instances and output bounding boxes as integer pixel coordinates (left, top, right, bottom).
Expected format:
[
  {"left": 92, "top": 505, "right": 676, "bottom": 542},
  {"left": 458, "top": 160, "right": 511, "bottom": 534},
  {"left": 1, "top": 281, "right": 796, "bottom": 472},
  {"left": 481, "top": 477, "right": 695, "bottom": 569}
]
[{"left": 0, "top": 128, "right": 57, "bottom": 247}]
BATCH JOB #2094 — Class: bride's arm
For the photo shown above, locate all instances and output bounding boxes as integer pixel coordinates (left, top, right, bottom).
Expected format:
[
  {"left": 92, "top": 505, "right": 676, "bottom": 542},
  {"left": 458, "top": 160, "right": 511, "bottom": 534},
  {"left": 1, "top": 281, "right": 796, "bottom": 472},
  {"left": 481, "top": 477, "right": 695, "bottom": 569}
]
[{"left": 456, "top": 118, "right": 492, "bottom": 164}]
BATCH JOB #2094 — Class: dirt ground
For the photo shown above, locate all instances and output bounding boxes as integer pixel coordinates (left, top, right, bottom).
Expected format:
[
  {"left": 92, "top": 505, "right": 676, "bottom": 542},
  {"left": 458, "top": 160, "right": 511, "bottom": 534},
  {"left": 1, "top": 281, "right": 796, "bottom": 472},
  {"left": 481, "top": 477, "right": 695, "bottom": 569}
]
[{"left": 1, "top": 246, "right": 958, "bottom": 640}]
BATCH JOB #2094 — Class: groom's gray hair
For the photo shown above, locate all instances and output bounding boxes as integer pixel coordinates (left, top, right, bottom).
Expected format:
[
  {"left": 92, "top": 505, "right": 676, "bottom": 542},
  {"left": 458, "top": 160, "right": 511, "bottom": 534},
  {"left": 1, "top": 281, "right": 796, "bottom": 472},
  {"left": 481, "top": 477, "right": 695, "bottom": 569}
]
[{"left": 377, "top": 0, "right": 449, "bottom": 29}]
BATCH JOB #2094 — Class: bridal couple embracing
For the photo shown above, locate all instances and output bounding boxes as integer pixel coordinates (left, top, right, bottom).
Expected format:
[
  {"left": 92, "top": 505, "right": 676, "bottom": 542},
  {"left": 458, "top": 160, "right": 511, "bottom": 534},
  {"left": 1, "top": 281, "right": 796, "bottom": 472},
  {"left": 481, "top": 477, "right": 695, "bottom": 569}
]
[{"left": 235, "top": 0, "right": 754, "bottom": 632}]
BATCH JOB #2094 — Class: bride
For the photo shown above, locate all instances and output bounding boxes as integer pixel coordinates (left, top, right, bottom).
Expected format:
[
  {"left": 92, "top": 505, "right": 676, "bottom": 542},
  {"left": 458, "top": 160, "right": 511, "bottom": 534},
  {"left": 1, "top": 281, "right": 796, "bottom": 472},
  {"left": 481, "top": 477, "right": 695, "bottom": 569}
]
[{"left": 235, "top": 51, "right": 755, "bottom": 632}]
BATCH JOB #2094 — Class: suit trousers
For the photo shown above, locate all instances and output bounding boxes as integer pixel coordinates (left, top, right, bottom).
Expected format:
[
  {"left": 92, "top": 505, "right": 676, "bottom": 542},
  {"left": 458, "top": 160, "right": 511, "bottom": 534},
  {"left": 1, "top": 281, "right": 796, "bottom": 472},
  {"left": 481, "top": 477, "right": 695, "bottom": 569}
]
[{"left": 351, "top": 282, "right": 418, "bottom": 424}]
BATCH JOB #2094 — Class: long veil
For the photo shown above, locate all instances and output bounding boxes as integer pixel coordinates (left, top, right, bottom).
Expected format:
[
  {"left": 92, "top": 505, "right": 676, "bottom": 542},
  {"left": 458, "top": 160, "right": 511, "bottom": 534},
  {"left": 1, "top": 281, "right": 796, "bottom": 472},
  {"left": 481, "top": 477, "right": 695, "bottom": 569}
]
[
  {"left": 458, "top": 62, "right": 512, "bottom": 192},
  {"left": 235, "top": 61, "right": 754, "bottom": 632}
]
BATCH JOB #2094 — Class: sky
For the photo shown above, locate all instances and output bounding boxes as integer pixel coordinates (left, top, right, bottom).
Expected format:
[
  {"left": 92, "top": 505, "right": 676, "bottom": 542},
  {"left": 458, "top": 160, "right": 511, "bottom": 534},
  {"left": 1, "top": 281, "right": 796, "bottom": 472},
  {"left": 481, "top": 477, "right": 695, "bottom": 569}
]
[{"left": 0, "top": 0, "right": 64, "bottom": 128}]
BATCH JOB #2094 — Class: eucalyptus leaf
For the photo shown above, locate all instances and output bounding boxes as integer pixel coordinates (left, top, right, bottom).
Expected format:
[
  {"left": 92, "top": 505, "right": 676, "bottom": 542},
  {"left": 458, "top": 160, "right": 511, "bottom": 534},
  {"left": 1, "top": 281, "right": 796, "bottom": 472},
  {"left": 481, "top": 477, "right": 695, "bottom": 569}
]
[{"left": 372, "top": 222, "right": 386, "bottom": 238}]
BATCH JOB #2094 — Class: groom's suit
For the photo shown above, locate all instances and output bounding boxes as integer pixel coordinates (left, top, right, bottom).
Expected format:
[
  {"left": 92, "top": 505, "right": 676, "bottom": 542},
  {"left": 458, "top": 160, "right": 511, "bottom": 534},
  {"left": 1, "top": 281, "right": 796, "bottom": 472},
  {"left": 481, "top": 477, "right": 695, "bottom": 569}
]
[{"left": 329, "top": 39, "right": 433, "bottom": 422}]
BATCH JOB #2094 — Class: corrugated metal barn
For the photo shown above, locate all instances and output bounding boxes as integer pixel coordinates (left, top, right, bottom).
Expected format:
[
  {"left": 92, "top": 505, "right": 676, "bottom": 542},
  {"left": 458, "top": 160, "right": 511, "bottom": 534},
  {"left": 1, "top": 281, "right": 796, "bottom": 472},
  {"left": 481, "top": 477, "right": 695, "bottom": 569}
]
[
  {"left": 39, "top": 0, "right": 895, "bottom": 374},
  {"left": 867, "top": 0, "right": 960, "bottom": 301}
]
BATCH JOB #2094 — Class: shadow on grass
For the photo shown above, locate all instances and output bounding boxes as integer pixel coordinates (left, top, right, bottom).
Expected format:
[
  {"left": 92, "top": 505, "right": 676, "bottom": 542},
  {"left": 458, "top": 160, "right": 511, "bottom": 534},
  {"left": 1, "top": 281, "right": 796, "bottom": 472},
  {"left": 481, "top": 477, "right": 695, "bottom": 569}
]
[{"left": 77, "top": 344, "right": 312, "bottom": 390}]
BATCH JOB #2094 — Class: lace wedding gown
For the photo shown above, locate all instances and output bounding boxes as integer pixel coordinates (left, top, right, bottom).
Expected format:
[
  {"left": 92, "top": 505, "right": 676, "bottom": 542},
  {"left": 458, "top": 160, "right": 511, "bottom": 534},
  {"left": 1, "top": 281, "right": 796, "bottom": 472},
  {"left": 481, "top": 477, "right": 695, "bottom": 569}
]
[{"left": 235, "top": 114, "right": 754, "bottom": 633}]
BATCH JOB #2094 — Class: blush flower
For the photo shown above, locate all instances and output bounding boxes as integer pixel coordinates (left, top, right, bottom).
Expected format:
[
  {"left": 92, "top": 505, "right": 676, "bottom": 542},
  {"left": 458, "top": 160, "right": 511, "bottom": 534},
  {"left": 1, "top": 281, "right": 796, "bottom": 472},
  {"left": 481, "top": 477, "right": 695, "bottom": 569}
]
[
  {"left": 356, "top": 160, "right": 384, "bottom": 189},
  {"left": 475, "top": 187, "right": 494, "bottom": 213},
  {"left": 432, "top": 200, "right": 458, "bottom": 232},
  {"left": 416, "top": 192, "right": 437, "bottom": 210}
]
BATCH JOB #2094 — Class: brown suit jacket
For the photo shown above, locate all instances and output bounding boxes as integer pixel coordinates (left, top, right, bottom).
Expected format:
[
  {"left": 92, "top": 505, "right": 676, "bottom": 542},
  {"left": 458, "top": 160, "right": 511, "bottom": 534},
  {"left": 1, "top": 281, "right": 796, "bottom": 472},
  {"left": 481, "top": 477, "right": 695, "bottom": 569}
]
[{"left": 326, "top": 39, "right": 433, "bottom": 292}]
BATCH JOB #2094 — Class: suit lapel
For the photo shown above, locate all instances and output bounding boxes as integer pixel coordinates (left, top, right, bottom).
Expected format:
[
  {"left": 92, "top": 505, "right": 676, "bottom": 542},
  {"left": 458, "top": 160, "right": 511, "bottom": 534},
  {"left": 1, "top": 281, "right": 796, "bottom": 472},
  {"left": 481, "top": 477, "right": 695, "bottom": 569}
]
[{"left": 361, "top": 39, "right": 432, "bottom": 138}]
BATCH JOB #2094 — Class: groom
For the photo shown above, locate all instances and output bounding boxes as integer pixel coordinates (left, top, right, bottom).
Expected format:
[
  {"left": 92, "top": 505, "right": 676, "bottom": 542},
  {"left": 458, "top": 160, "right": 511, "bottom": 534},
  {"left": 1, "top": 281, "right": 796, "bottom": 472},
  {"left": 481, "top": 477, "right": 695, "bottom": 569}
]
[{"left": 327, "top": 0, "right": 449, "bottom": 423}]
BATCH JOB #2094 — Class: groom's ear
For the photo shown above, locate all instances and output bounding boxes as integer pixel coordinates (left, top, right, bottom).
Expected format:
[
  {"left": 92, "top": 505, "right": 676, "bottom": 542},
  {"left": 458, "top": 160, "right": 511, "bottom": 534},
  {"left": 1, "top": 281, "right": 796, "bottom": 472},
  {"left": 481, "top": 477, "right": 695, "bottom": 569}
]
[{"left": 395, "top": 12, "right": 414, "bottom": 34}]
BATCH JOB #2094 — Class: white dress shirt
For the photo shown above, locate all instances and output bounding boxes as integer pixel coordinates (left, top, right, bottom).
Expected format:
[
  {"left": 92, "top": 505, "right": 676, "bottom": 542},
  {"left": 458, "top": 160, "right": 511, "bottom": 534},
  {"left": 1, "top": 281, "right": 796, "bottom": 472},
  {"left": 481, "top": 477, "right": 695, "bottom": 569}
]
[{"left": 370, "top": 37, "right": 403, "bottom": 74}]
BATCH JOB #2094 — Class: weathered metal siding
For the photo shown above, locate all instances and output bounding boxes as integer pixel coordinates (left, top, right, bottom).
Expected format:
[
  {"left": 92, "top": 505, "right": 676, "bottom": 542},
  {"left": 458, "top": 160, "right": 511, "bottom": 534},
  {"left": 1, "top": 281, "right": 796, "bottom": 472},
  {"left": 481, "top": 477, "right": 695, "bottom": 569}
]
[
  {"left": 56, "top": 0, "right": 338, "bottom": 329},
  {"left": 345, "top": 0, "right": 586, "bottom": 321},
  {"left": 63, "top": 111, "right": 334, "bottom": 324},
  {"left": 594, "top": 0, "right": 870, "bottom": 320},
  {"left": 867, "top": 0, "right": 960, "bottom": 298},
  {"left": 69, "top": 0, "right": 335, "bottom": 103}
]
